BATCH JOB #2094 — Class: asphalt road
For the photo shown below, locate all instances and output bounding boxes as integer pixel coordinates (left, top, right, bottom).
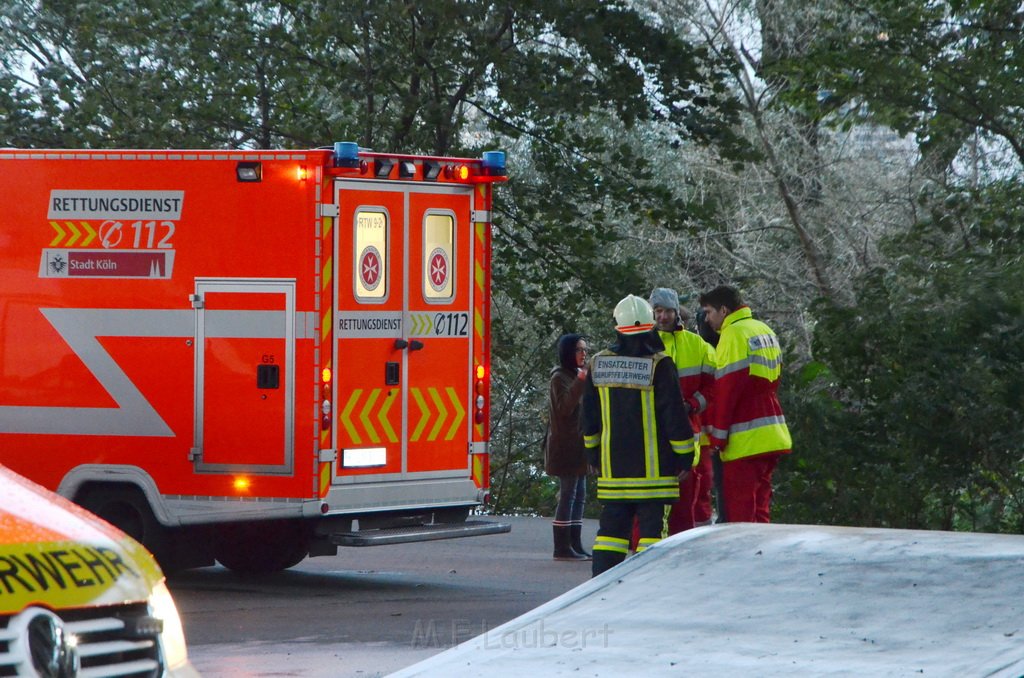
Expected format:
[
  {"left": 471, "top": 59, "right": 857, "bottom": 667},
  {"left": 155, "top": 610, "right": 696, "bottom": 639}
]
[{"left": 167, "top": 515, "right": 596, "bottom": 677}]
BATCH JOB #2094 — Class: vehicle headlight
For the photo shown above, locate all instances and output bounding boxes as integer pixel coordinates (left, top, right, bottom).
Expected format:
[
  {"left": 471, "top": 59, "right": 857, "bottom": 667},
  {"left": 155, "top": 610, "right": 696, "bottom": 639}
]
[{"left": 147, "top": 580, "right": 190, "bottom": 672}]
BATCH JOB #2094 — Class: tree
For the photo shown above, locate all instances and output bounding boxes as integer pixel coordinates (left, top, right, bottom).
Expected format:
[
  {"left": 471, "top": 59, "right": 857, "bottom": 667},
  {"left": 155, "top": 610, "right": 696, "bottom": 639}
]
[{"left": 768, "top": 0, "right": 1024, "bottom": 531}]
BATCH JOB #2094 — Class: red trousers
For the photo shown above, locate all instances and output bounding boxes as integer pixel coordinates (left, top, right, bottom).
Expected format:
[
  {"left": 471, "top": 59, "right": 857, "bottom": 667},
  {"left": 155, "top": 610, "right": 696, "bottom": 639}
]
[
  {"left": 666, "top": 451, "right": 714, "bottom": 533},
  {"left": 720, "top": 454, "right": 779, "bottom": 523}
]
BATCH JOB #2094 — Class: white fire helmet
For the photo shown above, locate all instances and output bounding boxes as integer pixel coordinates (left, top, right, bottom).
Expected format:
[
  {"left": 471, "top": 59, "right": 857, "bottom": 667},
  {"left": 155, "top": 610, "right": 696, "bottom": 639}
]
[{"left": 613, "top": 294, "right": 655, "bottom": 334}]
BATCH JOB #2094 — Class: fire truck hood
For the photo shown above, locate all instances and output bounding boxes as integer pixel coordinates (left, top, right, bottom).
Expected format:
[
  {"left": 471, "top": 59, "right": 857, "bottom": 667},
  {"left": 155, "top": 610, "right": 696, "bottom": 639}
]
[{"left": 0, "top": 465, "right": 164, "bottom": 614}]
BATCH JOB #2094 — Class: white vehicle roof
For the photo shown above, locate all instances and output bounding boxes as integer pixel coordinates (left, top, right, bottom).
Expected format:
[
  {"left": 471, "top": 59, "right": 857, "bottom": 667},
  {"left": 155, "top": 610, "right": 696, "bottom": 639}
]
[{"left": 393, "top": 523, "right": 1024, "bottom": 676}]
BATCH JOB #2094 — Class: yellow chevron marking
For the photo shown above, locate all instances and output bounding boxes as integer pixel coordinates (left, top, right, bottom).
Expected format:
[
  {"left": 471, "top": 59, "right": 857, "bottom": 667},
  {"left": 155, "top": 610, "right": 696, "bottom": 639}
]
[
  {"left": 409, "top": 313, "right": 434, "bottom": 336},
  {"left": 444, "top": 387, "right": 465, "bottom": 441},
  {"left": 319, "top": 462, "right": 331, "bottom": 497},
  {"left": 64, "top": 222, "right": 80, "bottom": 245},
  {"left": 475, "top": 308, "right": 484, "bottom": 339},
  {"left": 80, "top": 222, "right": 97, "bottom": 246},
  {"left": 473, "top": 454, "right": 485, "bottom": 487},
  {"left": 49, "top": 221, "right": 66, "bottom": 246},
  {"left": 322, "top": 255, "right": 333, "bottom": 288},
  {"left": 322, "top": 311, "right": 331, "bottom": 342},
  {"left": 378, "top": 388, "right": 399, "bottom": 443},
  {"left": 427, "top": 387, "right": 448, "bottom": 442},
  {"left": 340, "top": 389, "right": 363, "bottom": 444},
  {"left": 64, "top": 221, "right": 81, "bottom": 246},
  {"left": 359, "top": 388, "right": 382, "bottom": 443},
  {"left": 475, "top": 260, "right": 484, "bottom": 289},
  {"left": 410, "top": 387, "right": 430, "bottom": 442},
  {"left": 323, "top": 215, "right": 333, "bottom": 238}
]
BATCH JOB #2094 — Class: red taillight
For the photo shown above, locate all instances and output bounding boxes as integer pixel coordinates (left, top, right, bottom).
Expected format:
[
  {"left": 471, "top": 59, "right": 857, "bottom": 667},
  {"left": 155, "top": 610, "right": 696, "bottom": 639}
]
[
  {"left": 321, "top": 368, "right": 332, "bottom": 430},
  {"left": 474, "top": 364, "right": 487, "bottom": 424},
  {"left": 443, "top": 163, "right": 471, "bottom": 181}
]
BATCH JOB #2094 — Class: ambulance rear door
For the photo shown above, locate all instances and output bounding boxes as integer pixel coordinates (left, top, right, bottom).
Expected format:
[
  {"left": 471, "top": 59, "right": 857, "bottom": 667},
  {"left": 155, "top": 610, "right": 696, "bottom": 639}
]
[{"left": 332, "top": 181, "right": 474, "bottom": 485}]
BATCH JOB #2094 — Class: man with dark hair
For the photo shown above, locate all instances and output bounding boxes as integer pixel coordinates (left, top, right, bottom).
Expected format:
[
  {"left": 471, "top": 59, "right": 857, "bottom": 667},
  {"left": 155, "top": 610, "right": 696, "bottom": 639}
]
[
  {"left": 698, "top": 285, "right": 791, "bottom": 523},
  {"left": 581, "top": 295, "right": 694, "bottom": 576}
]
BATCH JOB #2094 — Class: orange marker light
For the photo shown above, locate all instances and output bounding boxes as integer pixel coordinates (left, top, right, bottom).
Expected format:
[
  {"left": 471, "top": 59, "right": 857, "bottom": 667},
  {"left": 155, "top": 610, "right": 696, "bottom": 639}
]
[
  {"left": 456, "top": 164, "right": 470, "bottom": 180},
  {"left": 297, "top": 166, "right": 308, "bottom": 181},
  {"left": 476, "top": 365, "right": 485, "bottom": 379},
  {"left": 233, "top": 477, "right": 251, "bottom": 491},
  {"left": 322, "top": 367, "right": 332, "bottom": 383}
]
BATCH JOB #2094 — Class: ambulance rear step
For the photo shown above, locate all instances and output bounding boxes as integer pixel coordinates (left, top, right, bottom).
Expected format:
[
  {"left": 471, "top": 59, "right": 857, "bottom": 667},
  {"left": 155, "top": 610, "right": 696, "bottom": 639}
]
[{"left": 331, "top": 519, "right": 511, "bottom": 546}]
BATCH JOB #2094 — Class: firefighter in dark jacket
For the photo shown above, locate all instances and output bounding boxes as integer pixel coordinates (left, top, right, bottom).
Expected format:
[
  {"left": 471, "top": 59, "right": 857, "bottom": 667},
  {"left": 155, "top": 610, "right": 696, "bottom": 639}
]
[{"left": 582, "top": 295, "right": 695, "bottom": 577}]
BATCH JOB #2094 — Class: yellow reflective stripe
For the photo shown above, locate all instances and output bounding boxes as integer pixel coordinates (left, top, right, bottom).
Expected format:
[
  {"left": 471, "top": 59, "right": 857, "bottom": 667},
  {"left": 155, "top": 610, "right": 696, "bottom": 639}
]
[
  {"left": 722, "top": 421, "right": 792, "bottom": 461},
  {"left": 597, "top": 488, "right": 679, "bottom": 501},
  {"left": 584, "top": 432, "right": 600, "bottom": 448},
  {"left": 636, "top": 537, "right": 660, "bottom": 552},
  {"left": 599, "top": 386, "right": 612, "bottom": 477},
  {"left": 599, "top": 477, "right": 679, "bottom": 488},
  {"left": 670, "top": 437, "right": 694, "bottom": 455},
  {"left": 594, "top": 536, "right": 629, "bottom": 554},
  {"left": 641, "top": 389, "right": 658, "bottom": 479}
]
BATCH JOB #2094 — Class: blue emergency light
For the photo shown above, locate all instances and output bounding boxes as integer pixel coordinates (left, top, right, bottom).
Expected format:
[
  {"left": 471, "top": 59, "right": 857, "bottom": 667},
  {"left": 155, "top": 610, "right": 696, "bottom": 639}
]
[
  {"left": 333, "top": 141, "right": 360, "bottom": 168},
  {"left": 481, "top": 151, "right": 506, "bottom": 176}
]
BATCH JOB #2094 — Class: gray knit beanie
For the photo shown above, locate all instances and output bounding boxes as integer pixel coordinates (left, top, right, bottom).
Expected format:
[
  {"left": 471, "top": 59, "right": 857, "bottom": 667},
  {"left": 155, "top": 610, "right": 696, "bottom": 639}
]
[{"left": 648, "top": 287, "right": 679, "bottom": 312}]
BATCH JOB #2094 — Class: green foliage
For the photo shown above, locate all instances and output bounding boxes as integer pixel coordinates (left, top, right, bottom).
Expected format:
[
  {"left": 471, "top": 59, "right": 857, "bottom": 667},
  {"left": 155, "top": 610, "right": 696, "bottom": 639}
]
[
  {"left": 777, "top": 181, "right": 1024, "bottom": 531},
  {"left": 5, "top": 0, "right": 1023, "bottom": 533},
  {"left": 774, "top": 0, "right": 1024, "bottom": 169}
]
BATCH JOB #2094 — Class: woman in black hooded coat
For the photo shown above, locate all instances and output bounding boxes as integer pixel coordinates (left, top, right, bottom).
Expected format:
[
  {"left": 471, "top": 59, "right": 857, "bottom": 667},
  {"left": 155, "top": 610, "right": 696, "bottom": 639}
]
[{"left": 544, "top": 333, "right": 591, "bottom": 561}]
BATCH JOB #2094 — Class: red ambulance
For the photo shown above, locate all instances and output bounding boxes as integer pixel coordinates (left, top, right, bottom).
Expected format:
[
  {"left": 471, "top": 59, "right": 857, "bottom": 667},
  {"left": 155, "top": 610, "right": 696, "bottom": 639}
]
[{"left": 0, "top": 143, "right": 509, "bottom": 572}]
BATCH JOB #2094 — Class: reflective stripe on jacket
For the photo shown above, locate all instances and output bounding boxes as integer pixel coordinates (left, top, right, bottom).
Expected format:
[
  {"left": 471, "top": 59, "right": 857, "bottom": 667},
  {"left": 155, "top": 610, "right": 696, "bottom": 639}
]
[
  {"left": 581, "top": 348, "right": 694, "bottom": 502},
  {"left": 657, "top": 328, "right": 716, "bottom": 466},
  {"left": 708, "top": 306, "right": 792, "bottom": 462}
]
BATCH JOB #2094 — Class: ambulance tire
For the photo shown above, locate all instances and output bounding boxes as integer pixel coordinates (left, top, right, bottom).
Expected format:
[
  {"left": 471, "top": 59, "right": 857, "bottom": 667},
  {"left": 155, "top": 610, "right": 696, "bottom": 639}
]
[
  {"left": 77, "top": 484, "right": 176, "bottom": 570},
  {"left": 214, "top": 519, "right": 310, "bottom": 573}
]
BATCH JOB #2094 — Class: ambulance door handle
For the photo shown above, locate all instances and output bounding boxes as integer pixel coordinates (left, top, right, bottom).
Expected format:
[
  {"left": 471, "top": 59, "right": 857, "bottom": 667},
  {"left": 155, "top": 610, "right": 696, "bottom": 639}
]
[
  {"left": 409, "top": 340, "right": 424, "bottom": 351},
  {"left": 394, "top": 339, "right": 409, "bottom": 350}
]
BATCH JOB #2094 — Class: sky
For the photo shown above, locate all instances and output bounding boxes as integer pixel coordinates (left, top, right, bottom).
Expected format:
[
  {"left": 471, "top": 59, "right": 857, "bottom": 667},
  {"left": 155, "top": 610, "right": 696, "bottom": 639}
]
[{"left": 392, "top": 522, "right": 1024, "bottom": 677}]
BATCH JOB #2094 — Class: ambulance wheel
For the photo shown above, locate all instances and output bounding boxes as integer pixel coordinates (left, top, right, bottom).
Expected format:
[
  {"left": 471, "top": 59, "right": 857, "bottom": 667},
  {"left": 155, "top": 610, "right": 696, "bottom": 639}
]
[
  {"left": 215, "top": 520, "right": 310, "bottom": 573},
  {"left": 77, "top": 484, "right": 173, "bottom": 567}
]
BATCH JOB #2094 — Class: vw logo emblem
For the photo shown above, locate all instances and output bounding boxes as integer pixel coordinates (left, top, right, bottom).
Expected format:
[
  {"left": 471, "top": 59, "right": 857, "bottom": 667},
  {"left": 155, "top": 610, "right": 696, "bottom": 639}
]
[{"left": 11, "top": 607, "right": 80, "bottom": 677}]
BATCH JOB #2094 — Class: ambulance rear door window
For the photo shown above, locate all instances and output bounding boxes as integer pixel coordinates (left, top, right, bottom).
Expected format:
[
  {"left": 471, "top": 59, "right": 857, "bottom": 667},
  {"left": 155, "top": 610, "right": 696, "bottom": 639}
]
[
  {"left": 423, "top": 212, "right": 454, "bottom": 302},
  {"left": 354, "top": 209, "right": 388, "bottom": 302}
]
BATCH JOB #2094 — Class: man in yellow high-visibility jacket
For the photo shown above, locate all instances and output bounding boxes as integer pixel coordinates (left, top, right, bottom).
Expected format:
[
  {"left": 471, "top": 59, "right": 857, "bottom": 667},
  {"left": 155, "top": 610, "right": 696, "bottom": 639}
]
[{"left": 699, "top": 285, "right": 791, "bottom": 523}]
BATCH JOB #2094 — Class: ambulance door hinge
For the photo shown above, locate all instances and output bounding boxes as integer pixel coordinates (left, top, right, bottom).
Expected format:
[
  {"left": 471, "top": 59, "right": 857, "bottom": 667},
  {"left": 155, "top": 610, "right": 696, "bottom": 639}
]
[
  {"left": 318, "top": 449, "right": 337, "bottom": 463},
  {"left": 319, "top": 203, "right": 340, "bottom": 218},
  {"left": 188, "top": 448, "right": 202, "bottom": 461},
  {"left": 471, "top": 210, "right": 491, "bottom": 223},
  {"left": 189, "top": 294, "right": 204, "bottom": 309}
]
